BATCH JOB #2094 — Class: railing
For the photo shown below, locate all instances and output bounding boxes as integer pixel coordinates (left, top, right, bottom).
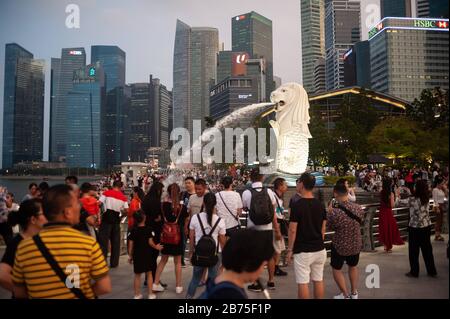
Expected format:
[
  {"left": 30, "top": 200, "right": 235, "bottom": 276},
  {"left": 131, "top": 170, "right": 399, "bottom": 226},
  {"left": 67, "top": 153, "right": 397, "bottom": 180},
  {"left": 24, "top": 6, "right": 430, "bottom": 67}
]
[{"left": 118, "top": 200, "right": 442, "bottom": 256}]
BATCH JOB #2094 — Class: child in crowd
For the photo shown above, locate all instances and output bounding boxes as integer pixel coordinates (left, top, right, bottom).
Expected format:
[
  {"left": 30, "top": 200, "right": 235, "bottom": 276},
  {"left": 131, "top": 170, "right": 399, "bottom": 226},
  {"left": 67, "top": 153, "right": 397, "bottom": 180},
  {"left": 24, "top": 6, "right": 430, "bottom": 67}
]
[{"left": 127, "top": 210, "right": 164, "bottom": 299}]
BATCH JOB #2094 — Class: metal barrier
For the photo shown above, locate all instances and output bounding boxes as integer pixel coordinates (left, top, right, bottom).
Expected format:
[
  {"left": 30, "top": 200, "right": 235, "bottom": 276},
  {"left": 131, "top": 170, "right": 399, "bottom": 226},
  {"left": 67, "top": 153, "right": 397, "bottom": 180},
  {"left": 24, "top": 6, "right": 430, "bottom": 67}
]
[{"left": 118, "top": 200, "right": 442, "bottom": 256}]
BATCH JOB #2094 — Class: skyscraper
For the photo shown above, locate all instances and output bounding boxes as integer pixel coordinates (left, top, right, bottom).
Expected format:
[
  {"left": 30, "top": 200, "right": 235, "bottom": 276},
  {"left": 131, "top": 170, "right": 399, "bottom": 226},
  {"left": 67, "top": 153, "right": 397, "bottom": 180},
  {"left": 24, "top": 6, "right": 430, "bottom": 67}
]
[
  {"left": 325, "top": 0, "right": 361, "bottom": 91},
  {"left": 381, "top": 0, "right": 412, "bottom": 18},
  {"left": 313, "top": 57, "right": 326, "bottom": 93},
  {"left": 232, "top": 11, "right": 274, "bottom": 100},
  {"left": 301, "top": 0, "right": 325, "bottom": 94},
  {"left": 417, "top": 0, "right": 449, "bottom": 18},
  {"left": 50, "top": 47, "right": 86, "bottom": 162},
  {"left": 149, "top": 75, "right": 172, "bottom": 149},
  {"left": 369, "top": 17, "right": 449, "bottom": 101},
  {"left": 49, "top": 58, "right": 60, "bottom": 162},
  {"left": 91, "top": 45, "right": 126, "bottom": 168},
  {"left": 66, "top": 63, "right": 105, "bottom": 168},
  {"left": 217, "top": 50, "right": 233, "bottom": 83},
  {"left": 127, "top": 83, "right": 151, "bottom": 162},
  {"left": 2, "top": 43, "right": 45, "bottom": 168},
  {"left": 172, "top": 20, "right": 219, "bottom": 134},
  {"left": 91, "top": 45, "right": 126, "bottom": 92}
]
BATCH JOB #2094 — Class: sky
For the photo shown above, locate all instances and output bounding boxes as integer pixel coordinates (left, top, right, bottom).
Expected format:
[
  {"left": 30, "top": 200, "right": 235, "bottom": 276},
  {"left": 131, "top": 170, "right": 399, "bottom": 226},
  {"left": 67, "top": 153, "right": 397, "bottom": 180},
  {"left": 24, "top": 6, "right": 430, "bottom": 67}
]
[{"left": 0, "top": 0, "right": 384, "bottom": 165}]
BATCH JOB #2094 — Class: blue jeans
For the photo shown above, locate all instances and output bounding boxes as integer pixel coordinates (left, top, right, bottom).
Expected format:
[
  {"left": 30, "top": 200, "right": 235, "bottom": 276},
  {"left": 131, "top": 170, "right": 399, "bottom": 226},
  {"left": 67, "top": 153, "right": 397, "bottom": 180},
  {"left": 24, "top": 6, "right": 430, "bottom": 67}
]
[{"left": 186, "top": 264, "right": 219, "bottom": 298}]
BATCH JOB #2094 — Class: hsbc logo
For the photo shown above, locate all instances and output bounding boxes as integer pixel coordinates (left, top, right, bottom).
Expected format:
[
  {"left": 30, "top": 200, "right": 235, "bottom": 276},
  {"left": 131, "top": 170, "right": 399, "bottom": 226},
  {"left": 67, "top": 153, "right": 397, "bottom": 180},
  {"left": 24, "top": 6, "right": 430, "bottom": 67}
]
[
  {"left": 437, "top": 21, "right": 448, "bottom": 28},
  {"left": 69, "top": 50, "right": 83, "bottom": 55}
]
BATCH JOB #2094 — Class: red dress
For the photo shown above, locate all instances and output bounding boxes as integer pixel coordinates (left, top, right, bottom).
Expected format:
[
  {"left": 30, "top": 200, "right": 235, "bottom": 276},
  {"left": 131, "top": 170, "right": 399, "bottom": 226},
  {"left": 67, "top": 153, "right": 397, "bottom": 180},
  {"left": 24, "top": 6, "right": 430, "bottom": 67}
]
[{"left": 378, "top": 195, "right": 404, "bottom": 251}]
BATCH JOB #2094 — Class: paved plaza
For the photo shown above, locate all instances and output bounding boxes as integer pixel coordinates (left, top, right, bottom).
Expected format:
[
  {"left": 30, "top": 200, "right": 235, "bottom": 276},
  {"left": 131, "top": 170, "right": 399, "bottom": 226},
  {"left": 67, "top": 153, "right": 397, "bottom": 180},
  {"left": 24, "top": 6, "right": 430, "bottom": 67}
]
[{"left": 3, "top": 235, "right": 447, "bottom": 299}]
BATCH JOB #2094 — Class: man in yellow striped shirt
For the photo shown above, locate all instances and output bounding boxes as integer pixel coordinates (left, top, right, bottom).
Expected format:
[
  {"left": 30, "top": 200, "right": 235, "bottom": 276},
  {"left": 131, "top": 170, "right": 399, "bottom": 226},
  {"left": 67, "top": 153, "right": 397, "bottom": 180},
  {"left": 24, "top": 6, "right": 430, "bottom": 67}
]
[{"left": 12, "top": 184, "right": 111, "bottom": 299}]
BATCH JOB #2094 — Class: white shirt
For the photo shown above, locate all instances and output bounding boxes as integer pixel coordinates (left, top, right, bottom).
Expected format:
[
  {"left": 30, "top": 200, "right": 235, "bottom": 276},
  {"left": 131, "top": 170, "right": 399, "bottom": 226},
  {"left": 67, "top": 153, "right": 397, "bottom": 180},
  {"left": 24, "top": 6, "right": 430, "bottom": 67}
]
[
  {"left": 432, "top": 188, "right": 446, "bottom": 205},
  {"left": 242, "top": 182, "right": 276, "bottom": 230},
  {"left": 190, "top": 212, "right": 226, "bottom": 248},
  {"left": 274, "top": 192, "right": 285, "bottom": 220},
  {"left": 215, "top": 190, "right": 243, "bottom": 229}
]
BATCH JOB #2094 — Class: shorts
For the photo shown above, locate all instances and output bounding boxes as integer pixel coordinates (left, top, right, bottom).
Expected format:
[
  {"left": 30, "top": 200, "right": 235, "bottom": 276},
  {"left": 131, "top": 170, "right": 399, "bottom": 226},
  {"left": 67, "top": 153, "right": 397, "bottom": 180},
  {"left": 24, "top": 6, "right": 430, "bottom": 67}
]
[
  {"left": 330, "top": 246, "right": 360, "bottom": 270},
  {"left": 293, "top": 249, "right": 327, "bottom": 284},
  {"left": 273, "top": 232, "right": 286, "bottom": 255}
]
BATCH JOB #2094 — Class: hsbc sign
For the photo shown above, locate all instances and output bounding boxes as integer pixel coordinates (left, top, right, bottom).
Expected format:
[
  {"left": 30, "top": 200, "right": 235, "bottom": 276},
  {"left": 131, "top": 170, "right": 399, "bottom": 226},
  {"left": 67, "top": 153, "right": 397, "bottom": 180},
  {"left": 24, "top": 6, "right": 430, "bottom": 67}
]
[
  {"left": 369, "top": 18, "right": 449, "bottom": 39},
  {"left": 69, "top": 50, "right": 83, "bottom": 55}
]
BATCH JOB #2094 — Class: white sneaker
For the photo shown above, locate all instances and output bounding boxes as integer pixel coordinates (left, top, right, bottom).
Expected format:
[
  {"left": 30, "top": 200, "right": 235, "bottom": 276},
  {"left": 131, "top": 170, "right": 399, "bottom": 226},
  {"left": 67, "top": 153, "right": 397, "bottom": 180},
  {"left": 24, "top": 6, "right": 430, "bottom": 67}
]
[
  {"left": 133, "top": 294, "right": 143, "bottom": 299},
  {"left": 333, "top": 293, "right": 350, "bottom": 299},
  {"left": 148, "top": 293, "right": 157, "bottom": 299},
  {"left": 152, "top": 283, "right": 165, "bottom": 292},
  {"left": 175, "top": 286, "right": 183, "bottom": 294},
  {"left": 350, "top": 292, "right": 359, "bottom": 299}
]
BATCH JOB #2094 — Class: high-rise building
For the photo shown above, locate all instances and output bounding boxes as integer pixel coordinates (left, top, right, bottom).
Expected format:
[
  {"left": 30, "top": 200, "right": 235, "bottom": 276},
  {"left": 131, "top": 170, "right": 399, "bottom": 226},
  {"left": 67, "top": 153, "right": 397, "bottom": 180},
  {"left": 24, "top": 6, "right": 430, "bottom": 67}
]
[
  {"left": 49, "top": 58, "right": 60, "bottom": 162},
  {"left": 66, "top": 63, "right": 105, "bottom": 168},
  {"left": 273, "top": 76, "right": 282, "bottom": 89},
  {"left": 232, "top": 11, "right": 274, "bottom": 100},
  {"left": 91, "top": 45, "right": 126, "bottom": 168},
  {"left": 149, "top": 75, "right": 172, "bottom": 149},
  {"left": 127, "top": 83, "right": 151, "bottom": 162},
  {"left": 91, "top": 45, "right": 126, "bottom": 92},
  {"left": 381, "top": 0, "right": 412, "bottom": 18},
  {"left": 172, "top": 20, "right": 219, "bottom": 134},
  {"left": 417, "top": 0, "right": 449, "bottom": 18},
  {"left": 313, "top": 57, "right": 326, "bottom": 93},
  {"left": 50, "top": 47, "right": 86, "bottom": 162},
  {"left": 217, "top": 50, "right": 233, "bottom": 83},
  {"left": 325, "top": 0, "right": 361, "bottom": 91},
  {"left": 343, "top": 40, "right": 371, "bottom": 88},
  {"left": 369, "top": 17, "right": 449, "bottom": 102},
  {"left": 209, "top": 76, "right": 259, "bottom": 125},
  {"left": 301, "top": 0, "right": 325, "bottom": 94},
  {"left": 2, "top": 43, "right": 45, "bottom": 168}
]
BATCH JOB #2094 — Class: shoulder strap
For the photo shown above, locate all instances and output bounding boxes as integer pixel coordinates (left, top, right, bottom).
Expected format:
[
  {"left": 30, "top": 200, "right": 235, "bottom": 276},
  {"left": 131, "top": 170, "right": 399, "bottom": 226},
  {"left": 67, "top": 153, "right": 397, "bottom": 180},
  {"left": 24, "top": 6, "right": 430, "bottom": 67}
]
[
  {"left": 218, "top": 192, "right": 239, "bottom": 222},
  {"left": 32, "top": 235, "right": 88, "bottom": 300},
  {"left": 337, "top": 204, "right": 363, "bottom": 225},
  {"left": 274, "top": 192, "right": 284, "bottom": 215},
  {"left": 209, "top": 217, "right": 221, "bottom": 236},
  {"left": 197, "top": 213, "right": 206, "bottom": 236}
]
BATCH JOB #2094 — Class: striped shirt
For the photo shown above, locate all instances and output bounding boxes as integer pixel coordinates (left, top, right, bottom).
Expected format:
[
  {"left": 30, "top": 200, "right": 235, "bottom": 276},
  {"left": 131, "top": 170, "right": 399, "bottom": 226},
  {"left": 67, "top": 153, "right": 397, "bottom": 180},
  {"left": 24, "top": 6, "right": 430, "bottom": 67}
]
[{"left": 12, "top": 223, "right": 109, "bottom": 299}]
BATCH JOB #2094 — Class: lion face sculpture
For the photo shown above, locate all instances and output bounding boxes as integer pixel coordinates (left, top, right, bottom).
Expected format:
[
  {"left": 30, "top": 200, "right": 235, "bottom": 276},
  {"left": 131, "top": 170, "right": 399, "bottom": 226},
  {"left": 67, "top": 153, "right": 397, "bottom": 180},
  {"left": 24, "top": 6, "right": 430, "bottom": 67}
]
[{"left": 270, "top": 83, "right": 311, "bottom": 137}]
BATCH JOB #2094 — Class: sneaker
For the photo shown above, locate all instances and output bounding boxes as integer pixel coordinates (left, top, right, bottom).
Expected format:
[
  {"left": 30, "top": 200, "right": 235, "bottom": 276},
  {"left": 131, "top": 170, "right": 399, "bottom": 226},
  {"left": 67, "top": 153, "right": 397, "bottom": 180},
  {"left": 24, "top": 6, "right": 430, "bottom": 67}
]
[
  {"left": 175, "top": 286, "right": 184, "bottom": 294},
  {"left": 274, "top": 267, "right": 288, "bottom": 276},
  {"left": 152, "top": 283, "right": 165, "bottom": 292},
  {"left": 160, "top": 281, "right": 168, "bottom": 288},
  {"left": 247, "top": 282, "right": 263, "bottom": 292},
  {"left": 148, "top": 293, "right": 157, "bottom": 299},
  {"left": 267, "top": 282, "right": 275, "bottom": 290},
  {"left": 350, "top": 292, "right": 359, "bottom": 299},
  {"left": 133, "top": 294, "right": 143, "bottom": 299},
  {"left": 333, "top": 293, "right": 350, "bottom": 299}
]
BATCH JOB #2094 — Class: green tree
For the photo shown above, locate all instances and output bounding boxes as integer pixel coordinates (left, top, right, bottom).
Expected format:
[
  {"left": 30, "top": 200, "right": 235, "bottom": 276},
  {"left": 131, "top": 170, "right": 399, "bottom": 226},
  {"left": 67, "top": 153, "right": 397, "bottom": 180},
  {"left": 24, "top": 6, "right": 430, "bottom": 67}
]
[{"left": 407, "top": 87, "right": 449, "bottom": 130}]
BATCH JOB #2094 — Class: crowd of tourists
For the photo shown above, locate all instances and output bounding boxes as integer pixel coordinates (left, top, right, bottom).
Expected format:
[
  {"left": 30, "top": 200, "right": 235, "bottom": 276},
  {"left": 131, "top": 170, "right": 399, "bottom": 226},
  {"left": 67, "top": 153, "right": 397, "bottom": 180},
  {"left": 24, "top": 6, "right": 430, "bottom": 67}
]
[{"left": 0, "top": 165, "right": 447, "bottom": 299}]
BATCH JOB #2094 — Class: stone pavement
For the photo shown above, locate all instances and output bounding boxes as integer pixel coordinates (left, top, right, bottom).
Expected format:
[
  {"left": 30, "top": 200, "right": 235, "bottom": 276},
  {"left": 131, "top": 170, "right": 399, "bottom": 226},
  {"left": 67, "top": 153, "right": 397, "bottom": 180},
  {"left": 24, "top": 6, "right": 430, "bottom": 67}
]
[{"left": 0, "top": 235, "right": 448, "bottom": 299}]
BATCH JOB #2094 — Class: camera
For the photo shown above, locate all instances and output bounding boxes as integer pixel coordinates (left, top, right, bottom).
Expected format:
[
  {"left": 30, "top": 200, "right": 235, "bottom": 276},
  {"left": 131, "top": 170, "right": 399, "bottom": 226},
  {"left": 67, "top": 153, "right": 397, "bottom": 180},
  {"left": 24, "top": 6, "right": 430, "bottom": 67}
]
[{"left": 331, "top": 198, "right": 340, "bottom": 208}]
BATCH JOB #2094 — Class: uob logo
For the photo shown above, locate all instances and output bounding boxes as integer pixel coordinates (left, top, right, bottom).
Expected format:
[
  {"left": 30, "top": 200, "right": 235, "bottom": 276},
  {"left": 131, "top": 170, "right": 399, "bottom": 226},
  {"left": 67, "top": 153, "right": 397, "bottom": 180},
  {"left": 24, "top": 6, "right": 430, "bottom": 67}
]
[{"left": 235, "top": 54, "right": 248, "bottom": 64}]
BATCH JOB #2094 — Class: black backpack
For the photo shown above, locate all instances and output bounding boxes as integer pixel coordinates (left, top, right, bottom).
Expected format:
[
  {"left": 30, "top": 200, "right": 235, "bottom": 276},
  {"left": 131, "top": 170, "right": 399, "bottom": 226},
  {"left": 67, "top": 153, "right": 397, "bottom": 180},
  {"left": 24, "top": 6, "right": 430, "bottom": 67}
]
[
  {"left": 249, "top": 187, "right": 274, "bottom": 226},
  {"left": 191, "top": 214, "right": 221, "bottom": 267}
]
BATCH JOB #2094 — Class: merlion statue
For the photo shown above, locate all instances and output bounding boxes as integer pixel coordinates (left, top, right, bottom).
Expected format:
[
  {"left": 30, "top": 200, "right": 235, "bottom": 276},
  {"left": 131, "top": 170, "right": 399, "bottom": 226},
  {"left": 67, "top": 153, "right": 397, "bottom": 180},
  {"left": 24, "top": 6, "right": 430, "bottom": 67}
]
[{"left": 269, "top": 83, "right": 312, "bottom": 175}]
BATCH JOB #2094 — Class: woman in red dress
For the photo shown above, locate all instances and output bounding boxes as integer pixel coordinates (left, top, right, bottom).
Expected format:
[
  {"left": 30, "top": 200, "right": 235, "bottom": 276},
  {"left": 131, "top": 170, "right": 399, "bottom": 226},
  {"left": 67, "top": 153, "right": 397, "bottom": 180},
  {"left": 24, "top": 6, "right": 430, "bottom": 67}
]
[{"left": 379, "top": 177, "right": 404, "bottom": 252}]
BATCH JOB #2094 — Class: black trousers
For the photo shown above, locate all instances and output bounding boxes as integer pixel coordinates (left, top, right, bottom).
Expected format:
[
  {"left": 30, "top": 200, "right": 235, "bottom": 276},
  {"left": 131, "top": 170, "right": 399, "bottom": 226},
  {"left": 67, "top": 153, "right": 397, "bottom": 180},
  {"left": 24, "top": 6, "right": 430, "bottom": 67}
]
[
  {"left": 0, "top": 222, "right": 13, "bottom": 245},
  {"left": 98, "top": 222, "right": 121, "bottom": 268},
  {"left": 408, "top": 226, "right": 437, "bottom": 276}
]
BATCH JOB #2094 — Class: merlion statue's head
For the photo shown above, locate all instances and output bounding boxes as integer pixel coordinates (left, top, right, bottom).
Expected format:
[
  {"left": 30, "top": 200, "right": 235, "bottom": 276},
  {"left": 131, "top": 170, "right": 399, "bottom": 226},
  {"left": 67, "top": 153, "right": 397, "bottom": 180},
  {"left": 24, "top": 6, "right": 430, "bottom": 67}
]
[{"left": 270, "top": 83, "right": 310, "bottom": 131}]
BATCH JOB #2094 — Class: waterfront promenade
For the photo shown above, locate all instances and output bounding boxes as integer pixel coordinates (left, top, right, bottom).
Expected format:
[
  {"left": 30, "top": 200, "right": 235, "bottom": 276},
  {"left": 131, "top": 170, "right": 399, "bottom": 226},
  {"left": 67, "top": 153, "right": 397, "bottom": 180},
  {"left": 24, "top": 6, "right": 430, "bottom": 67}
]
[{"left": 1, "top": 235, "right": 447, "bottom": 299}]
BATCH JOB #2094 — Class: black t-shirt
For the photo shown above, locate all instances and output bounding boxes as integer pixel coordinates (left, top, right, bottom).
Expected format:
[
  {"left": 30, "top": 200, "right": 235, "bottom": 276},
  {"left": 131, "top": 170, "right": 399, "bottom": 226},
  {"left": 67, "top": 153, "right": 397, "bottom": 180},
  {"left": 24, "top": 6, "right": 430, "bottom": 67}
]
[
  {"left": 289, "top": 193, "right": 302, "bottom": 210},
  {"left": 142, "top": 197, "right": 163, "bottom": 230},
  {"left": 162, "top": 201, "right": 188, "bottom": 226},
  {"left": 1, "top": 234, "right": 23, "bottom": 266},
  {"left": 128, "top": 226, "right": 154, "bottom": 258},
  {"left": 290, "top": 198, "right": 327, "bottom": 253},
  {"left": 201, "top": 279, "right": 248, "bottom": 299},
  {"left": 180, "top": 191, "right": 193, "bottom": 227}
]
